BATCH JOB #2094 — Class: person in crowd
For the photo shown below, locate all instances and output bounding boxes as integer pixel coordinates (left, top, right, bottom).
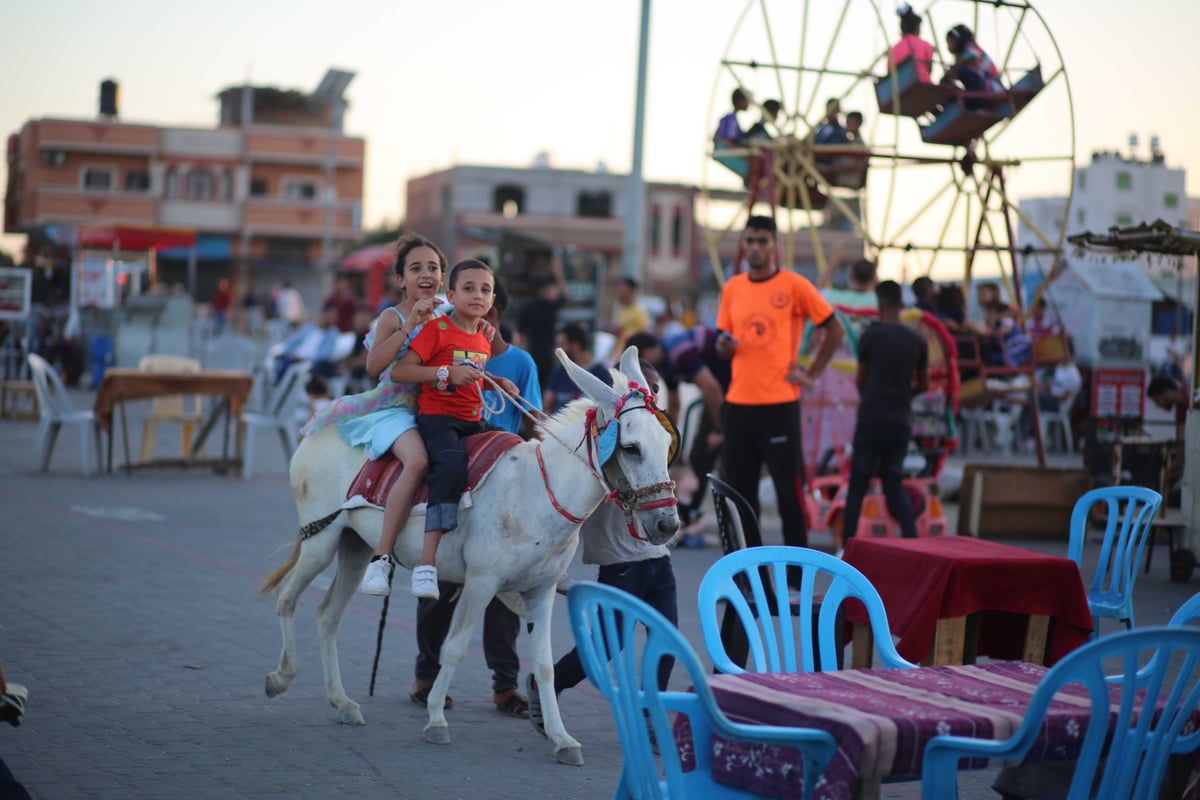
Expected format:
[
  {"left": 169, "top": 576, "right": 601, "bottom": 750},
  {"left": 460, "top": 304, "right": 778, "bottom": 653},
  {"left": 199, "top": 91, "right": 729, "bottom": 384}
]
[
  {"left": 912, "top": 276, "right": 938, "bottom": 314},
  {"left": 934, "top": 283, "right": 968, "bottom": 332},
  {"left": 1149, "top": 375, "right": 1191, "bottom": 441},
  {"left": 840, "top": 280, "right": 928, "bottom": 547},
  {"left": 390, "top": 259, "right": 518, "bottom": 599},
  {"left": 983, "top": 299, "right": 1032, "bottom": 370},
  {"left": 628, "top": 327, "right": 732, "bottom": 546},
  {"left": 822, "top": 258, "right": 878, "bottom": 309},
  {"left": 376, "top": 283, "right": 405, "bottom": 316},
  {"left": 517, "top": 256, "right": 568, "bottom": 388},
  {"left": 1021, "top": 337, "right": 1081, "bottom": 448},
  {"left": 304, "top": 233, "right": 448, "bottom": 599},
  {"left": 814, "top": 98, "right": 848, "bottom": 145},
  {"left": 338, "top": 304, "right": 376, "bottom": 394},
  {"left": 745, "top": 99, "right": 782, "bottom": 142},
  {"left": 888, "top": 3, "right": 935, "bottom": 83},
  {"left": 303, "top": 373, "right": 332, "bottom": 429},
  {"left": 527, "top": 361, "right": 678, "bottom": 736},
  {"left": 323, "top": 275, "right": 360, "bottom": 333},
  {"left": 943, "top": 24, "right": 1005, "bottom": 106},
  {"left": 612, "top": 276, "right": 650, "bottom": 353},
  {"left": 1164, "top": 330, "right": 1187, "bottom": 381},
  {"left": 716, "top": 215, "right": 844, "bottom": 551},
  {"left": 714, "top": 88, "right": 750, "bottom": 149},
  {"left": 277, "top": 305, "right": 342, "bottom": 380},
  {"left": 844, "top": 111, "right": 865, "bottom": 144},
  {"left": 275, "top": 281, "right": 306, "bottom": 329},
  {"left": 1025, "top": 296, "right": 1060, "bottom": 338},
  {"left": 210, "top": 277, "right": 232, "bottom": 335},
  {"left": 543, "top": 323, "right": 611, "bottom": 415},
  {"left": 412, "top": 273, "right": 537, "bottom": 719}
]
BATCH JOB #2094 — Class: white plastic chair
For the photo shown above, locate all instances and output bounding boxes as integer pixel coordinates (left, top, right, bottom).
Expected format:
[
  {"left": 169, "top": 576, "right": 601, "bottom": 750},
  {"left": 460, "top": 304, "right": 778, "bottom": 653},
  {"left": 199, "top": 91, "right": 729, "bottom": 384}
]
[
  {"left": 137, "top": 355, "right": 204, "bottom": 462},
  {"left": 27, "top": 353, "right": 99, "bottom": 476},
  {"left": 1038, "top": 389, "right": 1077, "bottom": 453},
  {"left": 241, "top": 359, "right": 309, "bottom": 479}
]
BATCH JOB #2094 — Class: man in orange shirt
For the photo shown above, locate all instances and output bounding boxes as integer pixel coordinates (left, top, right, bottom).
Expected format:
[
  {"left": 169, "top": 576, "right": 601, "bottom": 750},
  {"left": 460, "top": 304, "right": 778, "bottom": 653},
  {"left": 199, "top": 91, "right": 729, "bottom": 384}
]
[{"left": 716, "top": 216, "right": 844, "bottom": 548}]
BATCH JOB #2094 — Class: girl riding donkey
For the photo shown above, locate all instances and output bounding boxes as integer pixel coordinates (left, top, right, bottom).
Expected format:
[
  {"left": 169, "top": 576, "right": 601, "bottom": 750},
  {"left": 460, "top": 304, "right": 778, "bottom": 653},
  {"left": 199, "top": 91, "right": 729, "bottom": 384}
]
[{"left": 303, "top": 233, "right": 473, "bottom": 597}]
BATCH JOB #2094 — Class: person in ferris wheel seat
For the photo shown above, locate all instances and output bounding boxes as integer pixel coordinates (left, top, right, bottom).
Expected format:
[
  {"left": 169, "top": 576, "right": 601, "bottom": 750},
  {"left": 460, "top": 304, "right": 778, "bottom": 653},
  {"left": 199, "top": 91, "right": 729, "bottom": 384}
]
[
  {"left": 888, "top": 3, "right": 935, "bottom": 83},
  {"left": 942, "top": 23, "right": 1005, "bottom": 109}
]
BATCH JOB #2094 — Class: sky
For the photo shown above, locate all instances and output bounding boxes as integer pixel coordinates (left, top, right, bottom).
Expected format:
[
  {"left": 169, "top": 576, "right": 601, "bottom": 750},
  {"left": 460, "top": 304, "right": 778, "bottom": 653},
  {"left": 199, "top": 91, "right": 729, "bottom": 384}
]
[{"left": 3, "top": 0, "right": 1200, "bottom": 280}]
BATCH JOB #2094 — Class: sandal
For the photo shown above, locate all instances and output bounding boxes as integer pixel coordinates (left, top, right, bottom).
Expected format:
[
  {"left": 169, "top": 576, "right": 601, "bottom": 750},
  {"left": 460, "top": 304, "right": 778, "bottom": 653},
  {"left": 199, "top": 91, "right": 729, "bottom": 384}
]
[
  {"left": 526, "top": 674, "right": 546, "bottom": 738},
  {"left": 409, "top": 683, "right": 453, "bottom": 710},
  {"left": 493, "top": 689, "right": 529, "bottom": 719}
]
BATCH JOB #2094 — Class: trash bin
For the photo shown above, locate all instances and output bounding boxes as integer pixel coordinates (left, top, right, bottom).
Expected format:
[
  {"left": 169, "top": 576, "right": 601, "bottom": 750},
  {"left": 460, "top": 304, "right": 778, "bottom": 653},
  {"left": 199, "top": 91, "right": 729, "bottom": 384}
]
[{"left": 90, "top": 334, "right": 113, "bottom": 388}]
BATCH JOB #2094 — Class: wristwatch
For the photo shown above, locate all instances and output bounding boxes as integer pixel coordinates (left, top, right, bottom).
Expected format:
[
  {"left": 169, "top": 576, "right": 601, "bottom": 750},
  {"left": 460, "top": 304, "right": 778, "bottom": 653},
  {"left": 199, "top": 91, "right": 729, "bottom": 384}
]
[{"left": 436, "top": 366, "right": 450, "bottom": 390}]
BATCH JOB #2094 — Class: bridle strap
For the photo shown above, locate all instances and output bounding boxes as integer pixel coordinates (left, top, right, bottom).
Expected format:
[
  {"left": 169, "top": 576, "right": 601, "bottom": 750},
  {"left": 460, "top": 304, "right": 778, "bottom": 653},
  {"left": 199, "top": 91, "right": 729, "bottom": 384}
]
[{"left": 536, "top": 444, "right": 588, "bottom": 524}]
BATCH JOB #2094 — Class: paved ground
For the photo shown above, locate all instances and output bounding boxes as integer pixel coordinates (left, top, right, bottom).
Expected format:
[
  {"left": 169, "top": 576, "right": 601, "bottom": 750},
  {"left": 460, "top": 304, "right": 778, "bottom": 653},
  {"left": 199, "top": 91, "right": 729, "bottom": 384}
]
[{"left": 0, "top": 390, "right": 1195, "bottom": 799}]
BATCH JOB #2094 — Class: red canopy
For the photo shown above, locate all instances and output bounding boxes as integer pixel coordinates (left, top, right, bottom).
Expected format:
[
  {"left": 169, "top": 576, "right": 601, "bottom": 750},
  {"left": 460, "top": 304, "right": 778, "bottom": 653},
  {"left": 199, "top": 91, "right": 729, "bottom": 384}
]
[
  {"left": 77, "top": 224, "right": 197, "bottom": 251},
  {"left": 339, "top": 243, "right": 394, "bottom": 272}
]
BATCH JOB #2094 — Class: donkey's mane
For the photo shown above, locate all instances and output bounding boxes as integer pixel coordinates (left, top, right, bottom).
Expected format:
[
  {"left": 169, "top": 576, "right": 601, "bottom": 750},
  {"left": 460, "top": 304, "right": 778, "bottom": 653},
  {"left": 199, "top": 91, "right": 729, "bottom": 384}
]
[{"left": 535, "top": 396, "right": 598, "bottom": 439}]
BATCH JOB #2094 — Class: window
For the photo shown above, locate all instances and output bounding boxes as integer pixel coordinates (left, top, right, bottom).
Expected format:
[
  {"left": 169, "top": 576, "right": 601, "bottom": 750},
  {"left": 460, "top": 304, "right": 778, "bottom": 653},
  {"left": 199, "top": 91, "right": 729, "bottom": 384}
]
[
  {"left": 1164, "top": 193, "right": 1180, "bottom": 209},
  {"left": 671, "top": 207, "right": 683, "bottom": 254},
  {"left": 125, "top": 172, "right": 150, "bottom": 192},
  {"left": 1116, "top": 213, "right": 1133, "bottom": 227},
  {"left": 264, "top": 237, "right": 311, "bottom": 261},
  {"left": 1077, "top": 172, "right": 1086, "bottom": 191},
  {"left": 82, "top": 167, "right": 113, "bottom": 191},
  {"left": 1115, "top": 171, "right": 1132, "bottom": 190},
  {"left": 184, "top": 169, "right": 214, "bottom": 201},
  {"left": 1077, "top": 209, "right": 1085, "bottom": 225},
  {"left": 41, "top": 149, "right": 66, "bottom": 167},
  {"left": 283, "top": 179, "right": 318, "bottom": 201},
  {"left": 249, "top": 178, "right": 268, "bottom": 197},
  {"left": 576, "top": 191, "right": 612, "bottom": 218},
  {"left": 649, "top": 206, "right": 661, "bottom": 255},
  {"left": 492, "top": 185, "right": 525, "bottom": 217}
]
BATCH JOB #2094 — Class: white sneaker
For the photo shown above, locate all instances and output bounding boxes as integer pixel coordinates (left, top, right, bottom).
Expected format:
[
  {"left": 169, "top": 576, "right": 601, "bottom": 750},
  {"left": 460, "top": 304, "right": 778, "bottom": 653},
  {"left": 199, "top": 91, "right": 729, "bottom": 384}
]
[
  {"left": 411, "top": 565, "right": 440, "bottom": 599},
  {"left": 361, "top": 555, "right": 394, "bottom": 596}
]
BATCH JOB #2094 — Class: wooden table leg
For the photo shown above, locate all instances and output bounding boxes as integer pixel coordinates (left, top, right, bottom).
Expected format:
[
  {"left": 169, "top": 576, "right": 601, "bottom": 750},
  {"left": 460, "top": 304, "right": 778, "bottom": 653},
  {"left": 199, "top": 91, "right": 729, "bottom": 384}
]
[
  {"left": 851, "top": 622, "right": 875, "bottom": 669},
  {"left": 118, "top": 400, "right": 133, "bottom": 476},
  {"left": 1022, "top": 614, "right": 1051, "bottom": 665},
  {"left": 932, "top": 616, "right": 967, "bottom": 666}
]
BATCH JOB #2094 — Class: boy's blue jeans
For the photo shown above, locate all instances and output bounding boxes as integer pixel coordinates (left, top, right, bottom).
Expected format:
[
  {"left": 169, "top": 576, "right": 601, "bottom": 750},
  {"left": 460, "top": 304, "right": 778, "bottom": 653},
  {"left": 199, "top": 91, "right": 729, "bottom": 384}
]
[{"left": 417, "top": 414, "right": 487, "bottom": 533}]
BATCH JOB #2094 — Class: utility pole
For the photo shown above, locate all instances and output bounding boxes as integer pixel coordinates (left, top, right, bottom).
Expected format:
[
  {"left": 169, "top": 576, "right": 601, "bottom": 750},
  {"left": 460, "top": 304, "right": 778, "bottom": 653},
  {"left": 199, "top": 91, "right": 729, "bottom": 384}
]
[{"left": 621, "top": 0, "right": 651, "bottom": 282}]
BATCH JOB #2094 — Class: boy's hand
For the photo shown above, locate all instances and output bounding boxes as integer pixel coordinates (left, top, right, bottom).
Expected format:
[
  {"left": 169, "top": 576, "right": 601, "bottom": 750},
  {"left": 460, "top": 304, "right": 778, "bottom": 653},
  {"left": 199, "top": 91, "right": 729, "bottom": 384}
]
[
  {"left": 496, "top": 377, "right": 519, "bottom": 396},
  {"left": 448, "top": 363, "right": 483, "bottom": 386}
]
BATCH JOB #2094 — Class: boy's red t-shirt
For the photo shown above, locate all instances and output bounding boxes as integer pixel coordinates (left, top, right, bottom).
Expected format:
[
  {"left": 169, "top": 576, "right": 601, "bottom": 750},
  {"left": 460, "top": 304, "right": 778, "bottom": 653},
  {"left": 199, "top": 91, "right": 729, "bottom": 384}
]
[{"left": 408, "top": 317, "right": 491, "bottom": 421}]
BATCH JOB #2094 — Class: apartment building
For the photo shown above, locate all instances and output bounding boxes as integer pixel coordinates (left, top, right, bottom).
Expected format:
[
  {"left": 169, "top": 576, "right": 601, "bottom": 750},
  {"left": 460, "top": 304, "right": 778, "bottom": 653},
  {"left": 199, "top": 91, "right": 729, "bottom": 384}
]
[{"left": 4, "top": 70, "right": 364, "bottom": 306}]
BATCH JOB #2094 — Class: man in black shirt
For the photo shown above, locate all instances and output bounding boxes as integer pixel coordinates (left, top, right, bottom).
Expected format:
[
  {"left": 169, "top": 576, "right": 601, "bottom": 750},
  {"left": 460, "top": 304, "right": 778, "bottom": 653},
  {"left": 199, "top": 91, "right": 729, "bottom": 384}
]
[{"left": 840, "top": 280, "right": 929, "bottom": 546}]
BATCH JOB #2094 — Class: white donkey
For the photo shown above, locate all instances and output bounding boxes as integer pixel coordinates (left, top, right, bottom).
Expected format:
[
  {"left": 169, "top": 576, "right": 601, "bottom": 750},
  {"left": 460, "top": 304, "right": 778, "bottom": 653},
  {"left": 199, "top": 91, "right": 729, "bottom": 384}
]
[{"left": 258, "top": 347, "right": 680, "bottom": 766}]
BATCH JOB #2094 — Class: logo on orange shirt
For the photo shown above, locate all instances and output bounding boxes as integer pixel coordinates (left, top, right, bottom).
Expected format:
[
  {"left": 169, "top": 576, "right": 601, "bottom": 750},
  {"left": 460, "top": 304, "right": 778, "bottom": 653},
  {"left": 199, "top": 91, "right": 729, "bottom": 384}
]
[
  {"left": 741, "top": 314, "right": 774, "bottom": 347},
  {"left": 769, "top": 292, "right": 789, "bottom": 309}
]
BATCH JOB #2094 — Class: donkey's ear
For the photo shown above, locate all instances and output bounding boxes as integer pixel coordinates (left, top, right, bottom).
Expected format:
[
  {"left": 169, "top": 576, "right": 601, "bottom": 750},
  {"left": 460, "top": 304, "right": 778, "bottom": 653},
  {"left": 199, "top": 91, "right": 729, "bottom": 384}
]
[
  {"left": 618, "top": 346, "right": 647, "bottom": 388},
  {"left": 556, "top": 347, "right": 619, "bottom": 407}
]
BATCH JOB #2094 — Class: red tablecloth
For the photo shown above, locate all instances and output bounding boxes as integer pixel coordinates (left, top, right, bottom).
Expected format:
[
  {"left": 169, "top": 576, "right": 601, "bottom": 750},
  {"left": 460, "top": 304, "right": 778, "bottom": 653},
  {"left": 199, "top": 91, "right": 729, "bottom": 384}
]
[
  {"left": 674, "top": 663, "right": 1089, "bottom": 799},
  {"left": 843, "top": 536, "right": 1093, "bottom": 665}
]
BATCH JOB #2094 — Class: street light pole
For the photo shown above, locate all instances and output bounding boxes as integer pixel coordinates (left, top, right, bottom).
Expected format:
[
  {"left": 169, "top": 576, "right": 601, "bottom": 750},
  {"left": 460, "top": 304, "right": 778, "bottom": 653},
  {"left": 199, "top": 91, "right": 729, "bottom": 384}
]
[{"left": 622, "top": 0, "right": 651, "bottom": 282}]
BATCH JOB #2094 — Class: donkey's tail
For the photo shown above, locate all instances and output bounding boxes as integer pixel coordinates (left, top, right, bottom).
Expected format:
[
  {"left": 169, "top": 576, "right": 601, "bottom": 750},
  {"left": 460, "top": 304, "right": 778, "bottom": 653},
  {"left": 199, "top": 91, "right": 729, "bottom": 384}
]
[
  {"left": 257, "top": 539, "right": 301, "bottom": 598},
  {"left": 256, "top": 508, "right": 344, "bottom": 598}
]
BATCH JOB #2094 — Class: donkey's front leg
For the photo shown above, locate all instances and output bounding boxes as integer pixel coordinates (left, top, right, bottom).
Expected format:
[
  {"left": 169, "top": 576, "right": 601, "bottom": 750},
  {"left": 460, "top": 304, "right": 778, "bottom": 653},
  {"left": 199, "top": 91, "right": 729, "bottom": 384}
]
[
  {"left": 423, "top": 578, "right": 494, "bottom": 745},
  {"left": 526, "top": 584, "right": 583, "bottom": 766}
]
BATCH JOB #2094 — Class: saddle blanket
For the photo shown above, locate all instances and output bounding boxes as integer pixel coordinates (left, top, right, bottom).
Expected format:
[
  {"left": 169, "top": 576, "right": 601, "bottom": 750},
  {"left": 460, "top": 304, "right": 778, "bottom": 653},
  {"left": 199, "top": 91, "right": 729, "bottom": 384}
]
[{"left": 343, "top": 430, "right": 522, "bottom": 512}]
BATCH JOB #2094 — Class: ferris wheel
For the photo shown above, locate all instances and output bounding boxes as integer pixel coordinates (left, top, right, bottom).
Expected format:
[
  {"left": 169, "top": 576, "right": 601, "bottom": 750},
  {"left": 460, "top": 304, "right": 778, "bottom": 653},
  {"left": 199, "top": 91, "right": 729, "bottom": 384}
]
[{"left": 701, "top": 0, "right": 1075, "bottom": 305}]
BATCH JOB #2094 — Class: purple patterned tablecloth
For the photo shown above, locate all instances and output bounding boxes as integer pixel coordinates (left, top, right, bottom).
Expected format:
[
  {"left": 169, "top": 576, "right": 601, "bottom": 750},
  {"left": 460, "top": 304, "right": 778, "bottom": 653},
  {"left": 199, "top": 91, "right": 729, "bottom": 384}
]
[{"left": 673, "top": 662, "right": 1100, "bottom": 800}]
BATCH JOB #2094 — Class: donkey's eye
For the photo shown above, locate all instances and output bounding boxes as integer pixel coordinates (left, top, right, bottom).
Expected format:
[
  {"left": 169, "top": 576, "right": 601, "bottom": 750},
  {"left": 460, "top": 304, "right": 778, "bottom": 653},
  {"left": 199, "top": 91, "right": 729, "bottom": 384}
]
[{"left": 620, "top": 443, "right": 641, "bottom": 457}]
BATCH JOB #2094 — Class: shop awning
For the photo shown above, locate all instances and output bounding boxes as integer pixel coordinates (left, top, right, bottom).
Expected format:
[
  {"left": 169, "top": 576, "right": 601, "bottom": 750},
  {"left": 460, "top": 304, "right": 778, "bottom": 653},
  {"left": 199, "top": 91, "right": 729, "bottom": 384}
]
[
  {"left": 77, "top": 224, "right": 197, "bottom": 251},
  {"left": 339, "top": 243, "right": 395, "bottom": 273}
]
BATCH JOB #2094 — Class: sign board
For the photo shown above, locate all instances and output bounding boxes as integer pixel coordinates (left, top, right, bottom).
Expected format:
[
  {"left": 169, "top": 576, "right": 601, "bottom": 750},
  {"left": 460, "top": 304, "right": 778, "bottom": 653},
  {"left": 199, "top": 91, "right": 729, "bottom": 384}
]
[
  {"left": 1090, "top": 367, "right": 1145, "bottom": 419},
  {"left": 0, "top": 268, "right": 32, "bottom": 319},
  {"left": 78, "top": 253, "right": 117, "bottom": 308}
]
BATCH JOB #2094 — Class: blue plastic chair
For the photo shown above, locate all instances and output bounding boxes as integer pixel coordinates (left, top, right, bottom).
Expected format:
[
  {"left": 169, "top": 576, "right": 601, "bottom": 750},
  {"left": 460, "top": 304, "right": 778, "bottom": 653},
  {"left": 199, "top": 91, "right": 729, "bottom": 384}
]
[
  {"left": 922, "top": 626, "right": 1200, "bottom": 800},
  {"left": 567, "top": 582, "right": 837, "bottom": 800},
  {"left": 1067, "top": 486, "right": 1163, "bottom": 636},
  {"left": 698, "top": 545, "right": 916, "bottom": 674}
]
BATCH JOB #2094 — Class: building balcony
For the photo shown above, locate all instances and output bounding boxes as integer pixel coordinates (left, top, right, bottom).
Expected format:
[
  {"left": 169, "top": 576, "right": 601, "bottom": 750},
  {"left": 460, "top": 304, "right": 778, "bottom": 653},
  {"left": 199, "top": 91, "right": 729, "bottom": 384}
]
[
  {"left": 23, "top": 187, "right": 157, "bottom": 227},
  {"left": 244, "top": 129, "right": 364, "bottom": 167},
  {"left": 243, "top": 198, "right": 359, "bottom": 238},
  {"left": 158, "top": 200, "right": 241, "bottom": 232}
]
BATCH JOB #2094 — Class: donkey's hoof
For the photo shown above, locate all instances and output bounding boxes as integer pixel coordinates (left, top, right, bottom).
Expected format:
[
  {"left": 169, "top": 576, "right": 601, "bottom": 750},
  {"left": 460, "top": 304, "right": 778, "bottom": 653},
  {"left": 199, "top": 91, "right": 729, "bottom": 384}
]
[
  {"left": 264, "top": 674, "right": 286, "bottom": 698},
  {"left": 424, "top": 724, "right": 451, "bottom": 745},
  {"left": 337, "top": 705, "right": 365, "bottom": 726},
  {"left": 556, "top": 745, "right": 584, "bottom": 766}
]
